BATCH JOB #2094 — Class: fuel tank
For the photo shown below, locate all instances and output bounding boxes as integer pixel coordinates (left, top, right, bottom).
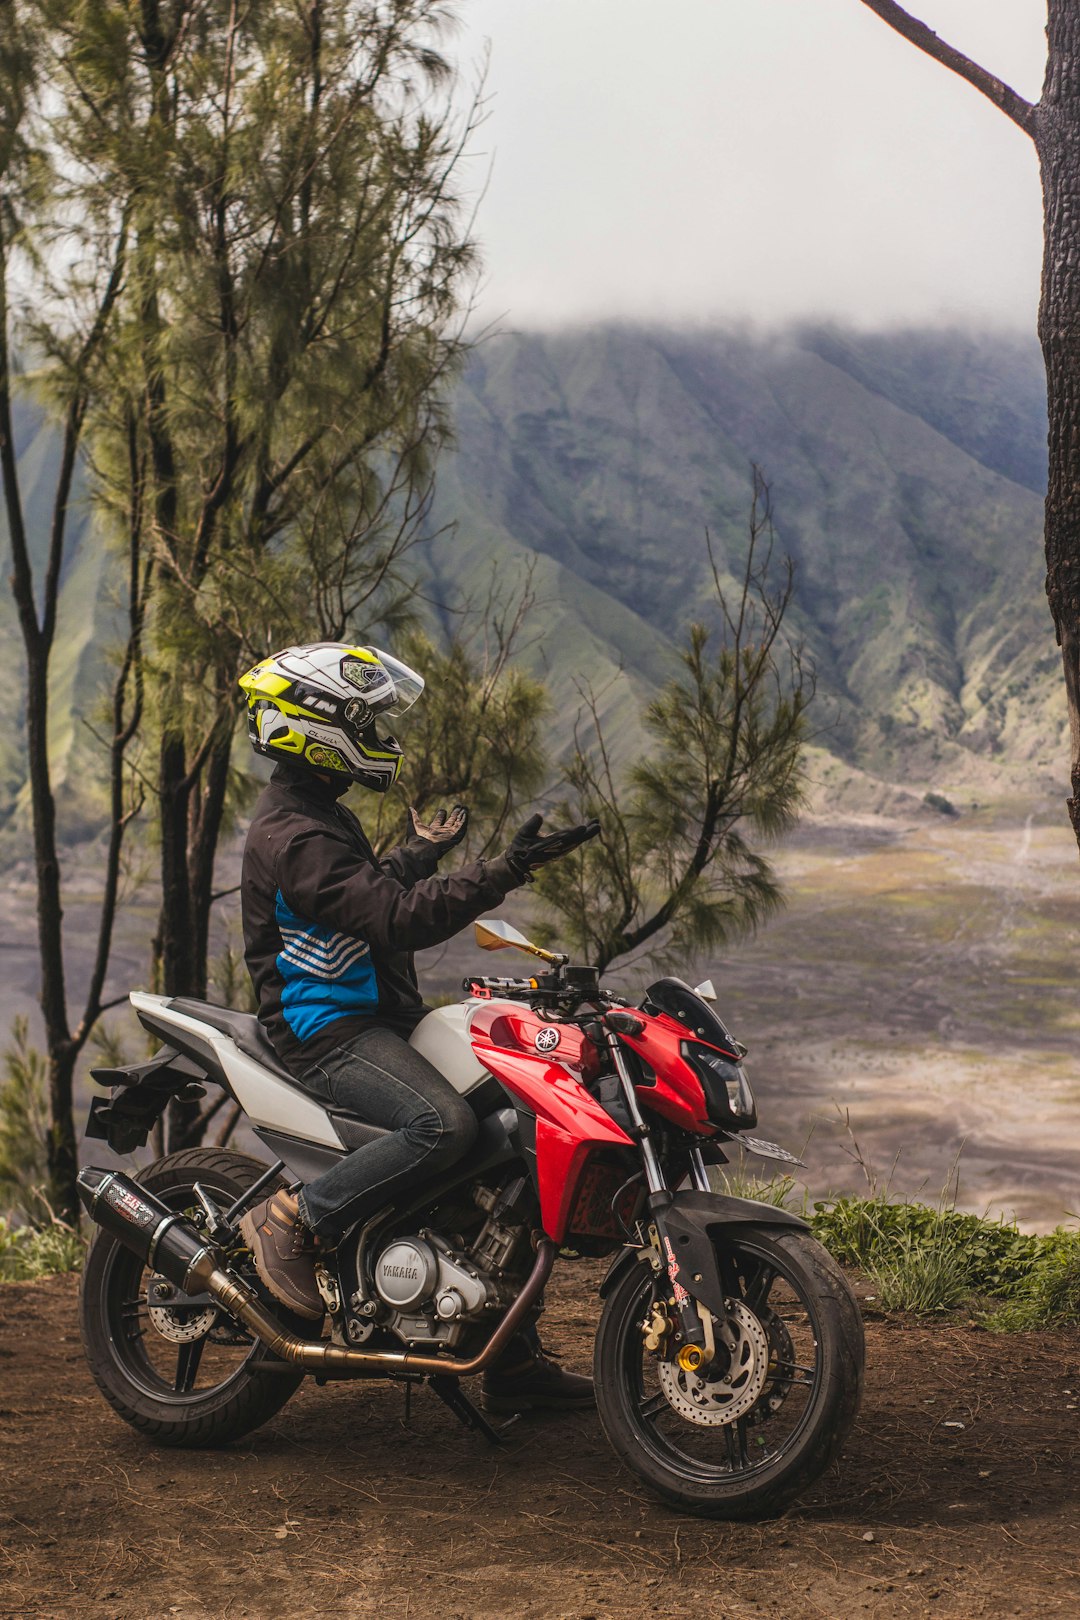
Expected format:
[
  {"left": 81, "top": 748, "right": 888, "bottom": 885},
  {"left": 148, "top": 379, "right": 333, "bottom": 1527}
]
[
  {"left": 407, "top": 1001, "right": 492, "bottom": 1095},
  {"left": 409, "top": 997, "right": 602, "bottom": 1096}
]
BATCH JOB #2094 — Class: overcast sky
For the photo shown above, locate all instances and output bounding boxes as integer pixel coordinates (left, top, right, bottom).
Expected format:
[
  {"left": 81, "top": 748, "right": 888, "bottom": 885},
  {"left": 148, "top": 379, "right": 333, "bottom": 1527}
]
[{"left": 450, "top": 1, "right": 1046, "bottom": 331}]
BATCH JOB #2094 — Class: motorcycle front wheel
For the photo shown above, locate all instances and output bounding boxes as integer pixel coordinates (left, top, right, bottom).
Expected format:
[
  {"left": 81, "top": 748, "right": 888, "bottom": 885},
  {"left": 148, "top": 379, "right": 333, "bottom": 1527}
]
[
  {"left": 594, "top": 1227, "right": 864, "bottom": 1518},
  {"left": 79, "top": 1148, "right": 307, "bottom": 1447}
]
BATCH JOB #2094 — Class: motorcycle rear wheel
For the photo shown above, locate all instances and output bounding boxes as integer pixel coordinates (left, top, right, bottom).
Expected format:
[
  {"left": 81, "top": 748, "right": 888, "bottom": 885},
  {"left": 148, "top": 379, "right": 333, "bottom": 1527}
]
[
  {"left": 79, "top": 1148, "right": 307, "bottom": 1447},
  {"left": 594, "top": 1227, "right": 863, "bottom": 1518}
]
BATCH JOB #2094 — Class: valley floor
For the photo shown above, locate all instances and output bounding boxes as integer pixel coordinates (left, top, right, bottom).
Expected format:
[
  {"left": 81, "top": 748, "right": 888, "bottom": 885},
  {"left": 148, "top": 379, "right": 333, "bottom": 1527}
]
[
  {"left": 1, "top": 1266, "right": 1078, "bottom": 1620},
  {"left": 700, "top": 805, "right": 1080, "bottom": 1229}
]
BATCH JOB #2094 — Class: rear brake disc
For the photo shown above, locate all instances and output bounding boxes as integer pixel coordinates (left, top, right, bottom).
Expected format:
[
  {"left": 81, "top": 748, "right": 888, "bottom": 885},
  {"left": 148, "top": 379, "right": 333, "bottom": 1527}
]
[{"left": 146, "top": 1275, "right": 218, "bottom": 1344}]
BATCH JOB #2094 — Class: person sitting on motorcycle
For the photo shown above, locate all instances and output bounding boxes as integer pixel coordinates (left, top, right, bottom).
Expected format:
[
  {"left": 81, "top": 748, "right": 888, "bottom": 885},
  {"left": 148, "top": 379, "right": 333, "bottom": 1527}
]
[{"left": 236, "top": 641, "right": 598, "bottom": 1410}]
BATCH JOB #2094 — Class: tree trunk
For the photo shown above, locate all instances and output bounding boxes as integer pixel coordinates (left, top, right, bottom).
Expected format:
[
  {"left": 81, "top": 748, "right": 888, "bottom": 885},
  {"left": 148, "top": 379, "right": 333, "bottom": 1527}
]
[
  {"left": 156, "top": 731, "right": 197, "bottom": 997},
  {"left": 1038, "top": 6, "right": 1080, "bottom": 847},
  {"left": 29, "top": 647, "right": 79, "bottom": 1222},
  {"left": 10, "top": 580, "right": 78, "bottom": 1220},
  {"left": 46, "top": 1043, "right": 79, "bottom": 1223},
  {"left": 160, "top": 714, "right": 234, "bottom": 1151},
  {"left": 188, "top": 722, "right": 234, "bottom": 1000},
  {"left": 157, "top": 730, "right": 202, "bottom": 1151}
]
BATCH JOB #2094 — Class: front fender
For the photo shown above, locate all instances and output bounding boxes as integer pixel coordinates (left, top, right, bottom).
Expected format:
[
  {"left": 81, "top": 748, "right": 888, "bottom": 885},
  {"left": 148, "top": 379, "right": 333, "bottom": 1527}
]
[{"left": 598, "top": 1191, "right": 809, "bottom": 1321}]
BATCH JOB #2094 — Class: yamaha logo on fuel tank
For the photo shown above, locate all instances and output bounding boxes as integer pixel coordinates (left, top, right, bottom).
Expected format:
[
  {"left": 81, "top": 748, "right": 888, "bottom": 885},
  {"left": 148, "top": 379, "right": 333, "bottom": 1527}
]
[{"left": 534, "top": 1026, "right": 561, "bottom": 1053}]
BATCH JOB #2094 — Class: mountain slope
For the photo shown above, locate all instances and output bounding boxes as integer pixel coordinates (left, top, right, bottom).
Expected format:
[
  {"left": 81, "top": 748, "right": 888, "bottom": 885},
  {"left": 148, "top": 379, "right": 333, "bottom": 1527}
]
[
  {"left": 429, "top": 325, "right": 1060, "bottom": 799},
  {"left": 0, "top": 323, "right": 1063, "bottom": 834}
]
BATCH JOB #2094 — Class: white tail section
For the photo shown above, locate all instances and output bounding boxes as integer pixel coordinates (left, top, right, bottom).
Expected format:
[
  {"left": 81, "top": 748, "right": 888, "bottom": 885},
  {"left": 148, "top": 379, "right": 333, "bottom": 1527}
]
[{"left": 128, "top": 992, "right": 344, "bottom": 1148}]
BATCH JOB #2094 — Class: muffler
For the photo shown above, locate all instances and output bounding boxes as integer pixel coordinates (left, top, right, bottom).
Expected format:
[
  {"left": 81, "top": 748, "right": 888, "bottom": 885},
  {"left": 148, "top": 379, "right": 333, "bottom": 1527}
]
[
  {"left": 77, "top": 1167, "right": 222, "bottom": 1296},
  {"left": 77, "top": 1166, "right": 555, "bottom": 1378}
]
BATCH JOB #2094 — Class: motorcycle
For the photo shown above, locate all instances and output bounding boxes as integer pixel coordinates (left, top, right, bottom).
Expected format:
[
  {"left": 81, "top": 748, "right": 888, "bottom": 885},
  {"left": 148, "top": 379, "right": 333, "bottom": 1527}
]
[{"left": 77, "top": 918, "right": 864, "bottom": 1518}]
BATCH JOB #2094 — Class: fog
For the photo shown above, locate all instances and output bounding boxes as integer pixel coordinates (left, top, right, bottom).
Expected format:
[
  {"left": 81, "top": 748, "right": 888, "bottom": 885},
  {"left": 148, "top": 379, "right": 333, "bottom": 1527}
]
[{"left": 451, "top": 0, "right": 1046, "bottom": 331}]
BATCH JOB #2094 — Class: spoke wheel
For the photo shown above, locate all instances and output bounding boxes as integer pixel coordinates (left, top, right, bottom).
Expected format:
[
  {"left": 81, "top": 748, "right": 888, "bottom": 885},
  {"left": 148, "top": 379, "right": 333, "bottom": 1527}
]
[
  {"left": 595, "top": 1228, "right": 864, "bottom": 1518},
  {"left": 79, "top": 1149, "right": 307, "bottom": 1447}
]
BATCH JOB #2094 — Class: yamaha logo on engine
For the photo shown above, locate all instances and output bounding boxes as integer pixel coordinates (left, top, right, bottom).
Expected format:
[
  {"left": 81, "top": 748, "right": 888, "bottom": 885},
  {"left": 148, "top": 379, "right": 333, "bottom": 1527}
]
[{"left": 535, "top": 1026, "right": 561, "bottom": 1053}]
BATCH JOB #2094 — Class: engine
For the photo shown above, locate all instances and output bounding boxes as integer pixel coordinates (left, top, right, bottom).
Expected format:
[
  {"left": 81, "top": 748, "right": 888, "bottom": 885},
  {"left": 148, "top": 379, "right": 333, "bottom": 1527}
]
[
  {"left": 374, "top": 1230, "right": 499, "bottom": 1345},
  {"left": 360, "top": 1179, "right": 532, "bottom": 1349}
]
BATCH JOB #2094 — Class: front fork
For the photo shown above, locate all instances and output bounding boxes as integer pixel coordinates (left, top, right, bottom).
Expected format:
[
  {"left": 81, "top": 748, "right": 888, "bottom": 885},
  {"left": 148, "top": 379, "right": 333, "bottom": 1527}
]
[{"left": 606, "top": 1027, "right": 711, "bottom": 1356}]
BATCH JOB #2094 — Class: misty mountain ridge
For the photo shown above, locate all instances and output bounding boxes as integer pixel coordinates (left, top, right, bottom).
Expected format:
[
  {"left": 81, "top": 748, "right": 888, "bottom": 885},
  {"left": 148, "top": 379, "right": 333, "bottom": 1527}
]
[
  {"left": 424, "top": 322, "right": 1060, "bottom": 813},
  {"left": 0, "top": 322, "right": 1064, "bottom": 840}
]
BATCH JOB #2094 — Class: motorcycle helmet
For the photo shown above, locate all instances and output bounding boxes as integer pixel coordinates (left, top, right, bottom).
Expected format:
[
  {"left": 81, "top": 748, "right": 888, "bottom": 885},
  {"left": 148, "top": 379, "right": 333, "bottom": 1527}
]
[{"left": 239, "top": 642, "right": 424, "bottom": 792}]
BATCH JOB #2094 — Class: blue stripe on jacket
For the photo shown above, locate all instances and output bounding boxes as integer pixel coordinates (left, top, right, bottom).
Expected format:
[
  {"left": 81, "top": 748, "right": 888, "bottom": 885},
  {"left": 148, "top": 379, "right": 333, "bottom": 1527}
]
[{"left": 275, "top": 890, "right": 379, "bottom": 1042}]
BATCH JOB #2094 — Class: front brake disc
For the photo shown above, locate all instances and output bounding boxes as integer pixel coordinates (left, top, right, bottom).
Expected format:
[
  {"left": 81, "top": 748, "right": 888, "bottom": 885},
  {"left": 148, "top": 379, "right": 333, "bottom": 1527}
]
[{"left": 656, "top": 1299, "right": 770, "bottom": 1427}]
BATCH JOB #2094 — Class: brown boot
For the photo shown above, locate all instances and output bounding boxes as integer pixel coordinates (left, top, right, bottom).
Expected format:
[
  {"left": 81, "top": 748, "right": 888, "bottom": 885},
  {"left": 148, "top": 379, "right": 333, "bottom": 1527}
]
[
  {"left": 239, "top": 1190, "right": 324, "bottom": 1322},
  {"left": 481, "top": 1349, "right": 595, "bottom": 1413}
]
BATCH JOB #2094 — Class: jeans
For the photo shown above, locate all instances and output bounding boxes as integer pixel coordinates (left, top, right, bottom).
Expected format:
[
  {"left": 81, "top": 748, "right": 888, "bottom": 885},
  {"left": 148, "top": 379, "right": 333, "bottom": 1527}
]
[{"left": 294, "top": 1024, "right": 479, "bottom": 1240}]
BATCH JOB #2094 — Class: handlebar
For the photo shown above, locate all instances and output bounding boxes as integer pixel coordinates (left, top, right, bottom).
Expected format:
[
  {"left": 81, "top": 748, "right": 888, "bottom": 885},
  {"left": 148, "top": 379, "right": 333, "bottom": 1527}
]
[
  {"left": 463, "top": 974, "right": 548, "bottom": 999},
  {"left": 462, "top": 973, "right": 632, "bottom": 1011}
]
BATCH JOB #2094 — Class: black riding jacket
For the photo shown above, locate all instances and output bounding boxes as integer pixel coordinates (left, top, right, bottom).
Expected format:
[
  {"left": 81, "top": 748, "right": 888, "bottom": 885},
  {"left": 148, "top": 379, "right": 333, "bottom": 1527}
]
[{"left": 242, "top": 763, "right": 520, "bottom": 1073}]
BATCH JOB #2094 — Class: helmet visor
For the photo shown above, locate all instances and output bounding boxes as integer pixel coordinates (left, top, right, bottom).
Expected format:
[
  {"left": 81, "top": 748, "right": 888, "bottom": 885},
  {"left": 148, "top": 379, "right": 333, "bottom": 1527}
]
[{"left": 370, "top": 648, "right": 425, "bottom": 715}]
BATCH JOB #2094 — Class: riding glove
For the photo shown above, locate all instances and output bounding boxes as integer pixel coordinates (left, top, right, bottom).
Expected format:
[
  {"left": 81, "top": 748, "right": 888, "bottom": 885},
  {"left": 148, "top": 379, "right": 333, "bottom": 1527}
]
[
  {"left": 408, "top": 804, "right": 469, "bottom": 852},
  {"left": 503, "top": 812, "right": 601, "bottom": 881}
]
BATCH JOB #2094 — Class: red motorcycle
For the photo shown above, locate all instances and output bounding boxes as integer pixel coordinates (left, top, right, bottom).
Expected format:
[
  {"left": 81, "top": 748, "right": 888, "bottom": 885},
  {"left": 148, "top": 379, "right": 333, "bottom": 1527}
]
[{"left": 77, "top": 919, "right": 863, "bottom": 1518}]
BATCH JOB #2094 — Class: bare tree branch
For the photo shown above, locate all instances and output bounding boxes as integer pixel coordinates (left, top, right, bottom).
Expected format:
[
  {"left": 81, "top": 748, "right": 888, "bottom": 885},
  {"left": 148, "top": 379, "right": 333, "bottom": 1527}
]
[{"left": 859, "top": 0, "right": 1038, "bottom": 138}]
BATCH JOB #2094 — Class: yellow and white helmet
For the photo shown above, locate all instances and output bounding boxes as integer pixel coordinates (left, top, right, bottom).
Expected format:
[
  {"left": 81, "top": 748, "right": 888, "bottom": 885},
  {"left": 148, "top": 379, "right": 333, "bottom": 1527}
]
[{"left": 239, "top": 643, "right": 424, "bottom": 793}]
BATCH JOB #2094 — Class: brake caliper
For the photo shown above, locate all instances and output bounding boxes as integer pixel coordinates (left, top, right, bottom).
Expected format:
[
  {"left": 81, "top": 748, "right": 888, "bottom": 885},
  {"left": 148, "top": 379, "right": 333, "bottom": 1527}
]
[{"left": 642, "top": 1299, "right": 673, "bottom": 1355}]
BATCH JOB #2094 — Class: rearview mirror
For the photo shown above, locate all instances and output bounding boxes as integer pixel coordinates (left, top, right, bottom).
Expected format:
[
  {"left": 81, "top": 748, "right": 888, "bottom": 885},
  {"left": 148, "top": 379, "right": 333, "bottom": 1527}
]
[
  {"left": 694, "top": 979, "right": 717, "bottom": 1003},
  {"left": 474, "top": 918, "right": 568, "bottom": 966},
  {"left": 475, "top": 919, "right": 534, "bottom": 954}
]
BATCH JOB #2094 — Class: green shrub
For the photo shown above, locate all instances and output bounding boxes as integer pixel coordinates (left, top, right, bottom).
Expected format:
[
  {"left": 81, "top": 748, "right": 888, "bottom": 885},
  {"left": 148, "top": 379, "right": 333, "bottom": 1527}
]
[
  {"left": 0, "top": 1018, "right": 51, "bottom": 1224},
  {"left": 809, "top": 1194, "right": 1052, "bottom": 1295},
  {"left": 809, "top": 1191, "right": 1080, "bottom": 1327},
  {"left": 0, "top": 1216, "right": 85, "bottom": 1282},
  {"left": 984, "top": 1229, "right": 1080, "bottom": 1331},
  {"left": 863, "top": 1233, "right": 970, "bottom": 1314}
]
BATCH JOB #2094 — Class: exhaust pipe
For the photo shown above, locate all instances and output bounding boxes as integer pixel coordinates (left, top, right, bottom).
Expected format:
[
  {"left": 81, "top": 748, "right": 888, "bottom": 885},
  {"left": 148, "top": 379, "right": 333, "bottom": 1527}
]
[{"left": 77, "top": 1166, "right": 555, "bottom": 1378}]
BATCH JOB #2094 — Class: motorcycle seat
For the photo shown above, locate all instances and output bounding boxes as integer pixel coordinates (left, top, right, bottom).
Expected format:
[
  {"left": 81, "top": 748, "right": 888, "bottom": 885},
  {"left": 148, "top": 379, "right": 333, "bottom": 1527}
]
[
  {"left": 165, "top": 996, "right": 504, "bottom": 1137},
  {"left": 169, "top": 998, "right": 299, "bottom": 1084},
  {"left": 167, "top": 999, "right": 394, "bottom": 1146}
]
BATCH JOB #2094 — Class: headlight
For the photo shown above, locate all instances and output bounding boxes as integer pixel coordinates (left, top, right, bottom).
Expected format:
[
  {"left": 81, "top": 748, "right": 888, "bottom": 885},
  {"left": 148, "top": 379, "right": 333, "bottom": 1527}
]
[{"left": 682, "top": 1042, "right": 757, "bottom": 1130}]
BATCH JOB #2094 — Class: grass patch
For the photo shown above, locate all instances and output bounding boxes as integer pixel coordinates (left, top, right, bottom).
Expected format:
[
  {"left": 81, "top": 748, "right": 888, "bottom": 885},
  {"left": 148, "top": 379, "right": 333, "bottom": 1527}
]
[
  {"left": 809, "top": 1193, "right": 1049, "bottom": 1297},
  {"left": 862, "top": 1233, "right": 970, "bottom": 1314},
  {"left": 0, "top": 1217, "right": 86, "bottom": 1283},
  {"left": 715, "top": 1164, "right": 804, "bottom": 1210},
  {"left": 984, "top": 1229, "right": 1080, "bottom": 1331},
  {"left": 716, "top": 1134, "right": 1080, "bottom": 1326},
  {"left": 810, "top": 1191, "right": 1080, "bottom": 1325}
]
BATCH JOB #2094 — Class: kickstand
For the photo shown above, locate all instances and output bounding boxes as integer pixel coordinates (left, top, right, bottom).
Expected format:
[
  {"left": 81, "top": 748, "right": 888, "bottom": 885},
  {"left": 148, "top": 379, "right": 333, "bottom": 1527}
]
[{"left": 428, "top": 1375, "right": 515, "bottom": 1447}]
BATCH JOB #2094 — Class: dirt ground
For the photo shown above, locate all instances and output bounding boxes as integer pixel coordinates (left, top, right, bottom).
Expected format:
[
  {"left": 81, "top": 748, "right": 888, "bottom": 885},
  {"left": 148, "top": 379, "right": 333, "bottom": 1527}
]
[{"left": 2, "top": 1265, "right": 1079, "bottom": 1620}]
